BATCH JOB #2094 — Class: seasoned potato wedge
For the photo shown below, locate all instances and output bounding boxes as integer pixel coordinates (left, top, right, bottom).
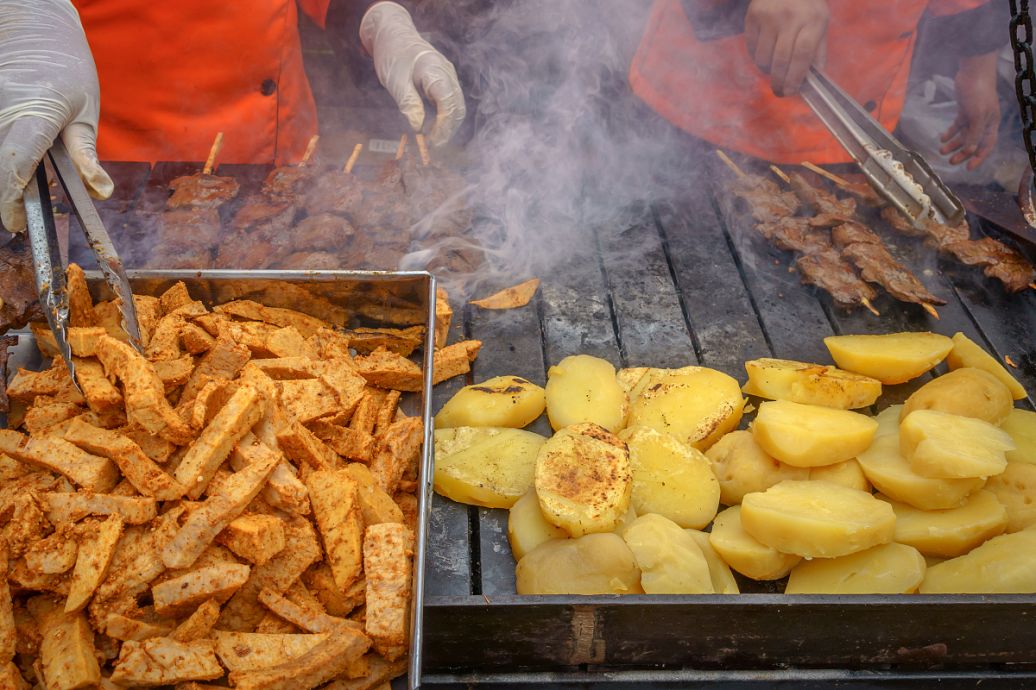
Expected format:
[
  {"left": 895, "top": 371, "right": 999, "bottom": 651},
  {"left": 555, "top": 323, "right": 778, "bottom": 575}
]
[
  {"left": 740, "top": 480, "right": 895, "bottom": 559},
  {"left": 704, "top": 430, "right": 808, "bottom": 506},
  {"left": 809, "top": 458, "right": 870, "bottom": 492},
  {"left": 824, "top": 332, "right": 952, "bottom": 385},
  {"left": 980, "top": 463, "right": 1036, "bottom": 533},
  {"left": 920, "top": 529, "right": 1036, "bottom": 593},
  {"left": 434, "top": 427, "right": 547, "bottom": 508},
  {"left": 946, "top": 332, "right": 1027, "bottom": 400},
  {"left": 742, "top": 358, "right": 881, "bottom": 409},
  {"left": 708, "top": 505, "right": 800, "bottom": 581},
  {"left": 618, "top": 426, "right": 719, "bottom": 529},
  {"left": 622, "top": 514, "right": 713, "bottom": 594},
  {"left": 901, "top": 368, "right": 1013, "bottom": 426},
  {"left": 900, "top": 410, "right": 1014, "bottom": 479},
  {"left": 857, "top": 432, "right": 985, "bottom": 510},
  {"left": 1001, "top": 409, "right": 1036, "bottom": 464},
  {"left": 545, "top": 355, "right": 628, "bottom": 432},
  {"left": 881, "top": 490, "right": 1007, "bottom": 558},
  {"left": 507, "top": 490, "right": 567, "bottom": 560},
  {"left": 751, "top": 400, "right": 878, "bottom": 468},
  {"left": 626, "top": 366, "right": 745, "bottom": 451},
  {"left": 434, "top": 376, "right": 546, "bottom": 429},
  {"left": 515, "top": 533, "right": 643, "bottom": 595},
  {"left": 534, "top": 423, "right": 632, "bottom": 537},
  {"left": 785, "top": 543, "right": 926, "bottom": 594},
  {"left": 685, "top": 529, "right": 739, "bottom": 594}
]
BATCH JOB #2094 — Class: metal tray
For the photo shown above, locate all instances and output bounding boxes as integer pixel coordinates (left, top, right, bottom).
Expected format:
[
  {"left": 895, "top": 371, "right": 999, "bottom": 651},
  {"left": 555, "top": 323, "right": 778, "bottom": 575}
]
[{"left": 3, "top": 269, "right": 438, "bottom": 690}]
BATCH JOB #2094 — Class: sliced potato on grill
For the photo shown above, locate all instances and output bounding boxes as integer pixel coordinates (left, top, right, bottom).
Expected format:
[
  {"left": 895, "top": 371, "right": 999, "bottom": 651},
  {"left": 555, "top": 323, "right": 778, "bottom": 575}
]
[
  {"left": 1001, "top": 409, "right": 1036, "bottom": 464},
  {"left": 881, "top": 489, "right": 1007, "bottom": 558},
  {"left": 508, "top": 489, "right": 567, "bottom": 560},
  {"left": 708, "top": 505, "right": 800, "bottom": 581},
  {"left": 545, "top": 355, "right": 628, "bottom": 433},
  {"left": 824, "top": 332, "right": 952, "bottom": 385},
  {"left": 434, "top": 427, "right": 547, "bottom": 508},
  {"left": 786, "top": 543, "right": 926, "bottom": 594},
  {"left": 901, "top": 368, "right": 1013, "bottom": 426},
  {"left": 900, "top": 410, "right": 1014, "bottom": 480},
  {"left": 946, "top": 332, "right": 1027, "bottom": 400},
  {"left": 621, "top": 514, "right": 713, "bottom": 594},
  {"left": 515, "top": 533, "right": 642, "bottom": 595},
  {"left": 743, "top": 358, "right": 881, "bottom": 409},
  {"left": 751, "top": 400, "right": 877, "bottom": 468},
  {"left": 434, "top": 375, "right": 546, "bottom": 429}
]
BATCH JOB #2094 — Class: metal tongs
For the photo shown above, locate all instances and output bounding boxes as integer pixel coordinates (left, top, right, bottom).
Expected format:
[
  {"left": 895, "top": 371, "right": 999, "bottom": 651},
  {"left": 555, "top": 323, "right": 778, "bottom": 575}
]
[
  {"left": 800, "top": 67, "right": 966, "bottom": 228},
  {"left": 24, "top": 140, "right": 141, "bottom": 387}
]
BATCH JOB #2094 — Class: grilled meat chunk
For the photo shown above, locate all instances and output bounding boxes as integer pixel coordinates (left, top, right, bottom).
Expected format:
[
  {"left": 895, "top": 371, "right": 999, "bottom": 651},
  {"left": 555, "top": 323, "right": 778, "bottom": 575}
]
[
  {"left": 832, "top": 222, "right": 945, "bottom": 306},
  {"left": 795, "top": 250, "right": 878, "bottom": 307},
  {"left": 168, "top": 174, "right": 240, "bottom": 209},
  {"left": 0, "top": 236, "right": 43, "bottom": 335}
]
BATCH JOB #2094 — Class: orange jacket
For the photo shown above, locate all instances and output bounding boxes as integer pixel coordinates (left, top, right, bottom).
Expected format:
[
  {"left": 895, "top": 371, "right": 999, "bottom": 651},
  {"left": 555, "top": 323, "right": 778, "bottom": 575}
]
[
  {"left": 629, "top": 0, "right": 988, "bottom": 164},
  {"left": 73, "top": 0, "right": 332, "bottom": 164}
]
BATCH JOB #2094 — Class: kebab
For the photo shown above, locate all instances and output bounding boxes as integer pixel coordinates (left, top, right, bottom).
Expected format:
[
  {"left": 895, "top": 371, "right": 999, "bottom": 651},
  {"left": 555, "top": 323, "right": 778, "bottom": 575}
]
[{"left": 801, "top": 161, "right": 886, "bottom": 208}]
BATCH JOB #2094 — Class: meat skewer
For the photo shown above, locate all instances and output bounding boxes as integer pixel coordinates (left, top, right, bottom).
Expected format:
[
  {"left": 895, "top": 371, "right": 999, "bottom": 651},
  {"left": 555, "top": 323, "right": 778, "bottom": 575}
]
[
  {"left": 770, "top": 165, "right": 857, "bottom": 227},
  {"left": 166, "top": 132, "right": 240, "bottom": 209},
  {"left": 801, "top": 161, "right": 886, "bottom": 208},
  {"left": 262, "top": 134, "right": 320, "bottom": 202}
]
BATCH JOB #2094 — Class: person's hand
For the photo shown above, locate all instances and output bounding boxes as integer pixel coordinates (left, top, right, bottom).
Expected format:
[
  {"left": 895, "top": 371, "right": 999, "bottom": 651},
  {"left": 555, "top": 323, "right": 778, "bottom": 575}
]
[
  {"left": 0, "top": 0, "right": 113, "bottom": 232},
  {"left": 360, "top": 1, "right": 466, "bottom": 147},
  {"left": 744, "top": 0, "right": 830, "bottom": 97},
  {"left": 941, "top": 52, "right": 1000, "bottom": 171}
]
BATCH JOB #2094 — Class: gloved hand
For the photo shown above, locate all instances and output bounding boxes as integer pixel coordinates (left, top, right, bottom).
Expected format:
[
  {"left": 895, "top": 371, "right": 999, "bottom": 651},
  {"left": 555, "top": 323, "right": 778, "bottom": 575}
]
[
  {"left": 941, "top": 51, "right": 1000, "bottom": 171},
  {"left": 0, "top": 0, "right": 113, "bottom": 233},
  {"left": 360, "top": 1, "right": 466, "bottom": 147},
  {"left": 745, "top": 0, "right": 829, "bottom": 97}
]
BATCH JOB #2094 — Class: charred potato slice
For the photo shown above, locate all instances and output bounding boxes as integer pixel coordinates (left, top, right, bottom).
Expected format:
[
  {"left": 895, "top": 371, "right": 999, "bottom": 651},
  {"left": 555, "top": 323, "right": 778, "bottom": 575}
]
[
  {"left": 434, "top": 376, "right": 546, "bottom": 429},
  {"left": 743, "top": 358, "right": 881, "bottom": 409}
]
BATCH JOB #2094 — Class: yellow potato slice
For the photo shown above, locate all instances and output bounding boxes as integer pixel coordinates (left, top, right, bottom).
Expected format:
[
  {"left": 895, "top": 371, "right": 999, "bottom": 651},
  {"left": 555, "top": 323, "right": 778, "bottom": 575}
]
[
  {"left": 433, "top": 427, "right": 547, "bottom": 508},
  {"left": 751, "top": 400, "right": 878, "bottom": 468},
  {"left": 901, "top": 368, "right": 1013, "bottom": 426},
  {"left": 946, "top": 332, "right": 1027, "bottom": 400},
  {"left": 618, "top": 426, "right": 719, "bottom": 529},
  {"left": 434, "top": 376, "right": 546, "bottom": 429},
  {"left": 545, "top": 355, "right": 628, "bottom": 432},
  {"left": 622, "top": 513, "right": 714, "bottom": 594},
  {"left": 900, "top": 410, "right": 1014, "bottom": 479},
  {"left": 809, "top": 458, "right": 870, "bottom": 492},
  {"left": 785, "top": 543, "right": 926, "bottom": 594},
  {"left": 515, "top": 533, "right": 643, "bottom": 595},
  {"left": 920, "top": 529, "right": 1036, "bottom": 593},
  {"left": 534, "top": 423, "right": 632, "bottom": 537},
  {"left": 507, "top": 490, "right": 567, "bottom": 560},
  {"left": 984, "top": 462, "right": 1036, "bottom": 532},
  {"left": 740, "top": 480, "right": 895, "bottom": 558},
  {"left": 881, "top": 490, "right": 1008, "bottom": 558},
  {"left": 626, "top": 366, "right": 745, "bottom": 451},
  {"left": 685, "top": 529, "right": 740, "bottom": 594},
  {"left": 824, "top": 332, "right": 953, "bottom": 385},
  {"left": 708, "top": 505, "right": 800, "bottom": 580},
  {"left": 742, "top": 358, "right": 881, "bottom": 409},
  {"left": 704, "top": 430, "right": 808, "bottom": 506},
  {"left": 1001, "top": 408, "right": 1036, "bottom": 464},
  {"left": 873, "top": 404, "right": 902, "bottom": 438},
  {"left": 857, "top": 432, "right": 985, "bottom": 510}
]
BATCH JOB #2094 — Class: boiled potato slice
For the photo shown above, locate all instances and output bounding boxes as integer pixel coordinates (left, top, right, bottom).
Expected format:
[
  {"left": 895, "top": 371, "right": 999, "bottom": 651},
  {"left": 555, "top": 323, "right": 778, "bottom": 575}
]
[
  {"left": 743, "top": 358, "right": 881, "bottom": 410},
  {"left": 873, "top": 404, "right": 903, "bottom": 438},
  {"left": 809, "top": 458, "right": 870, "bottom": 492},
  {"left": 626, "top": 366, "right": 745, "bottom": 451},
  {"left": 508, "top": 489, "right": 567, "bottom": 560},
  {"left": 704, "top": 430, "right": 808, "bottom": 506},
  {"left": 435, "top": 376, "right": 546, "bottom": 429},
  {"left": 857, "top": 433, "right": 985, "bottom": 510},
  {"left": 708, "top": 505, "right": 800, "bottom": 580},
  {"left": 515, "top": 533, "right": 643, "bottom": 595},
  {"left": 534, "top": 422, "right": 632, "bottom": 537},
  {"left": 616, "top": 367, "right": 651, "bottom": 397},
  {"left": 1001, "top": 409, "right": 1036, "bottom": 464},
  {"left": 785, "top": 543, "right": 926, "bottom": 594},
  {"left": 901, "top": 368, "right": 1013, "bottom": 426},
  {"left": 740, "top": 480, "right": 895, "bottom": 558},
  {"left": 545, "top": 355, "right": 628, "bottom": 432},
  {"left": 618, "top": 426, "right": 719, "bottom": 529},
  {"left": 946, "top": 332, "right": 1027, "bottom": 400},
  {"left": 824, "top": 332, "right": 952, "bottom": 385},
  {"left": 685, "top": 529, "right": 740, "bottom": 594},
  {"left": 985, "top": 462, "right": 1036, "bottom": 532},
  {"left": 881, "top": 490, "right": 1007, "bottom": 558},
  {"left": 622, "top": 514, "right": 713, "bottom": 594},
  {"left": 900, "top": 410, "right": 1014, "bottom": 479},
  {"left": 751, "top": 400, "right": 878, "bottom": 468},
  {"left": 434, "top": 427, "right": 547, "bottom": 508},
  {"left": 920, "top": 529, "right": 1036, "bottom": 593}
]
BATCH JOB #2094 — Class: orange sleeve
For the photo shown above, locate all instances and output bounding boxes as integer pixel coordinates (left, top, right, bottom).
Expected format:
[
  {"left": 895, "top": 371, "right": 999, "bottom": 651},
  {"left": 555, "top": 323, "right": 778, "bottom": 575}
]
[
  {"left": 928, "top": 0, "right": 989, "bottom": 17},
  {"left": 298, "top": 0, "right": 332, "bottom": 28}
]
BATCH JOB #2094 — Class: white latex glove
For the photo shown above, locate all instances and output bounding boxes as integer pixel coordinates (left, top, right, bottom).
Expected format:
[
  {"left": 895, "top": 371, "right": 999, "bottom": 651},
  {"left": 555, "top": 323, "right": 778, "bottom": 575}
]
[
  {"left": 360, "top": 1, "right": 466, "bottom": 147},
  {"left": 0, "top": 0, "right": 112, "bottom": 232}
]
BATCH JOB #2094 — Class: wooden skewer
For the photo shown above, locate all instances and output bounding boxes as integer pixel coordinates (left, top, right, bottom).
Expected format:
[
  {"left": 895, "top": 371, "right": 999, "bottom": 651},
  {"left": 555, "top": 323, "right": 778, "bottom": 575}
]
[
  {"left": 395, "top": 134, "right": 408, "bottom": 161},
  {"left": 861, "top": 297, "right": 880, "bottom": 317},
  {"left": 415, "top": 133, "right": 430, "bottom": 166},
  {"left": 343, "top": 144, "right": 363, "bottom": 174},
  {"left": 1030, "top": 282, "right": 1036, "bottom": 291},
  {"left": 920, "top": 302, "right": 940, "bottom": 320},
  {"left": 202, "top": 132, "right": 224, "bottom": 175},
  {"left": 769, "top": 165, "right": 791, "bottom": 184},
  {"left": 802, "top": 161, "right": 850, "bottom": 188},
  {"left": 301, "top": 135, "right": 320, "bottom": 166},
  {"left": 715, "top": 150, "right": 746, "bottom": 178}
]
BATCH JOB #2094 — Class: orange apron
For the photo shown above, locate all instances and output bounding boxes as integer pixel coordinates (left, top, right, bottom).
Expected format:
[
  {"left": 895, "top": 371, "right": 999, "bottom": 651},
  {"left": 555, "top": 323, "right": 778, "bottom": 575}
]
[
  {"left": 630, "top": 0, "right": 988, "bottom": 164},
  {"left": 73, "top": 0, "right": 331, "bottom": 164}
]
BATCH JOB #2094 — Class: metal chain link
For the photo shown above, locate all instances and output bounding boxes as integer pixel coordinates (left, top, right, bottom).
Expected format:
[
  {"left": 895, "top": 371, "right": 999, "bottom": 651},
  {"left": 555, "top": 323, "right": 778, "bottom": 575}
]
[{"left": 1010, "top": 0, "right": 1036, "bottom": 179}]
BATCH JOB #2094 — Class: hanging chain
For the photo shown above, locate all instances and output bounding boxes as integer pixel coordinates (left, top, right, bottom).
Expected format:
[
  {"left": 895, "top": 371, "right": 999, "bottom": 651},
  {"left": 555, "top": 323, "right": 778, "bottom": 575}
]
[{"left": 1010, "top": 0, "right": 1036, "bottom": 180}]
